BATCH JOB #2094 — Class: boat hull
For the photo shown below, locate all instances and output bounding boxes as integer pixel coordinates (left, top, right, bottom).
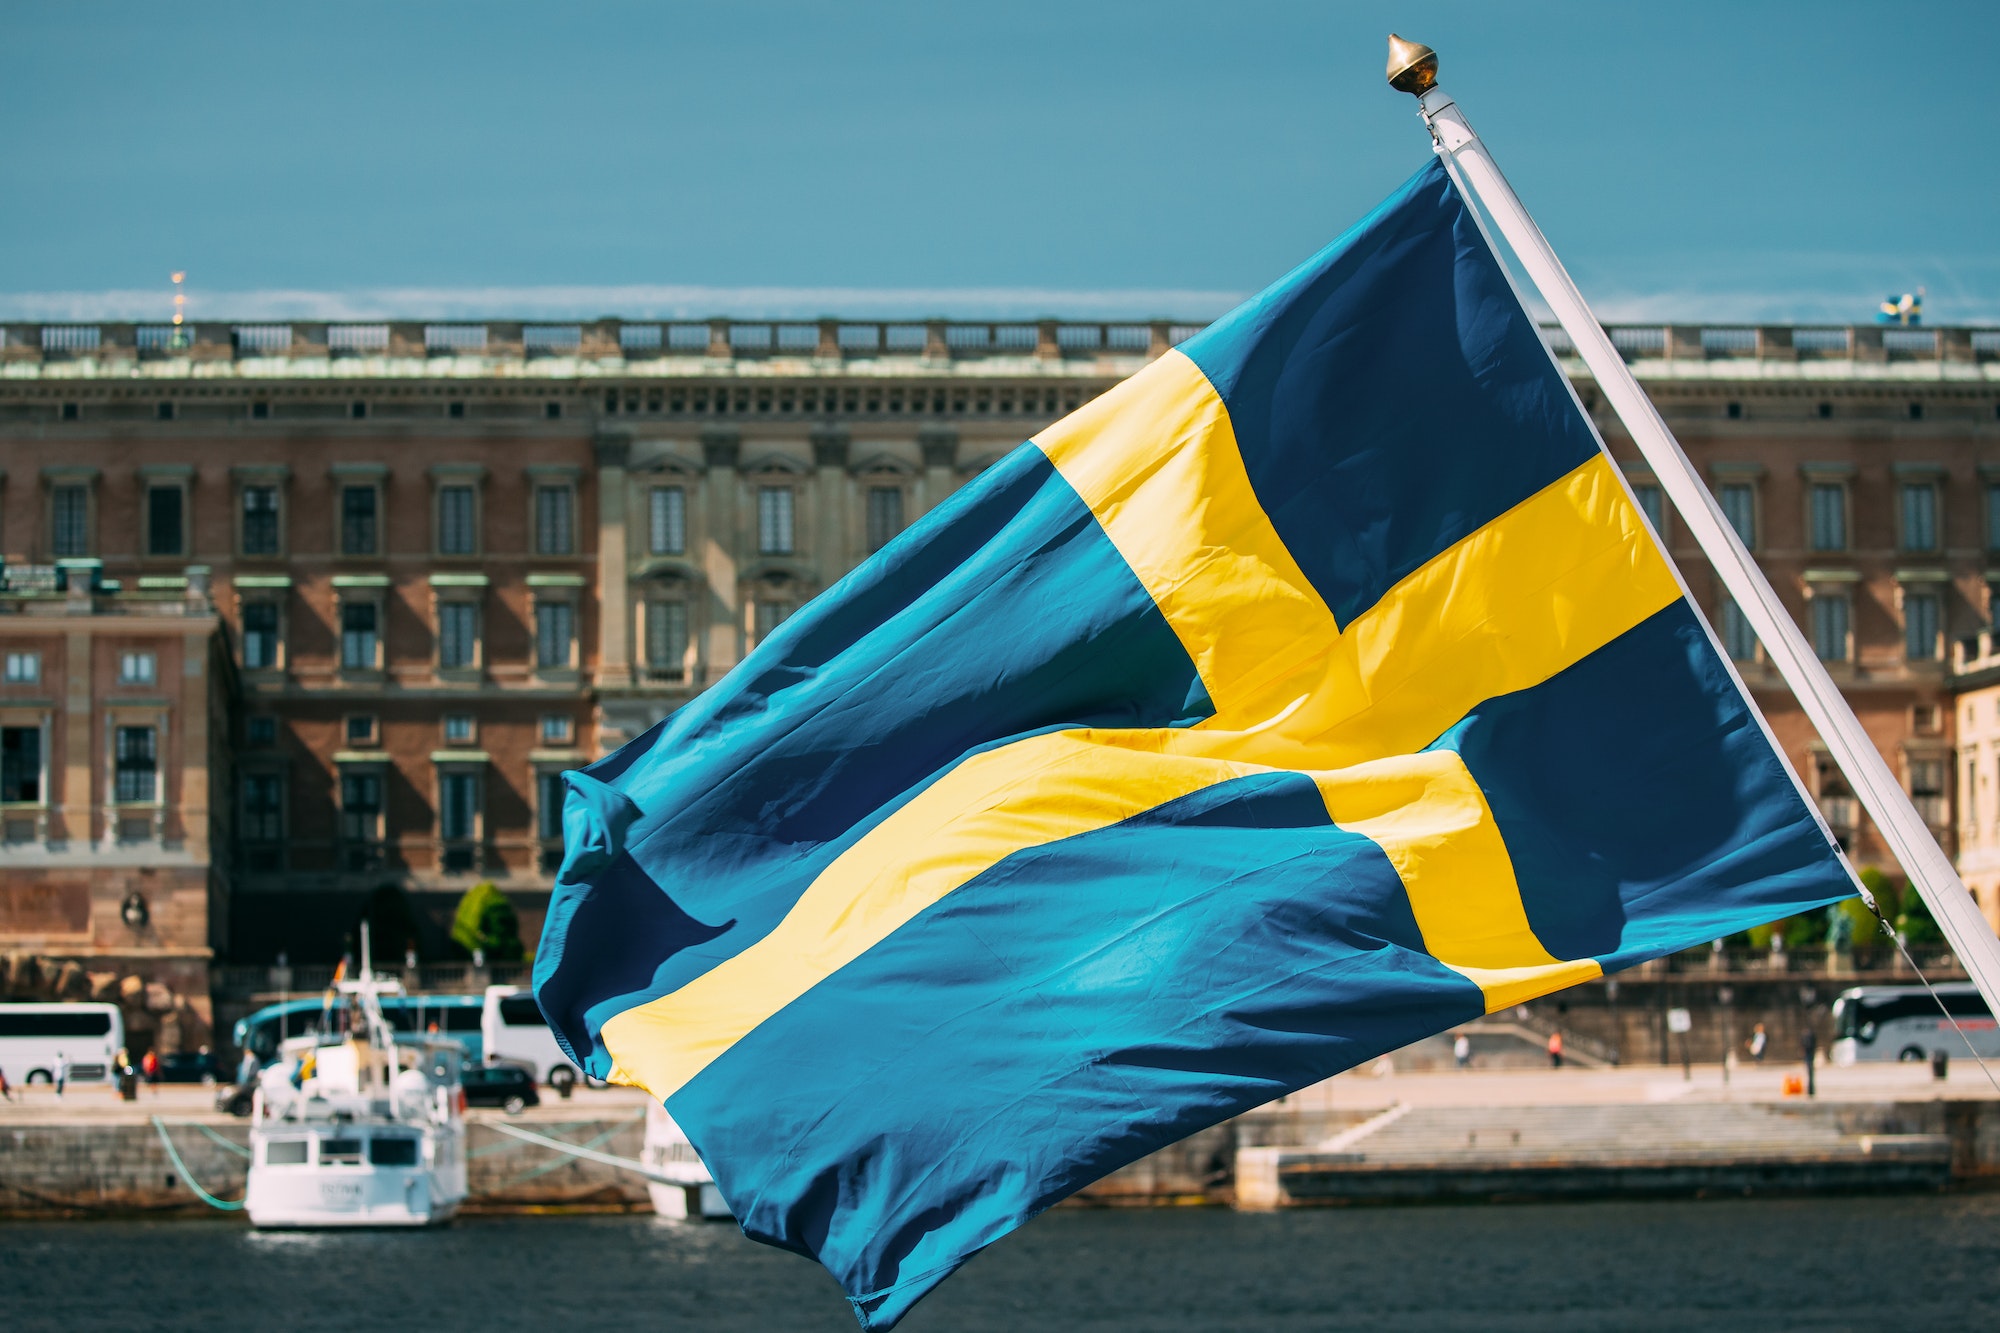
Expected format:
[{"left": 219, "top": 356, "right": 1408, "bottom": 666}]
[
  {"left": 643, "top": 1101, "right": 732, "bottom": 1221},
  {"left": 646, "top": 1180, "right": 730, "bottom": 1220},
  {"left": 246, "top": 1163, "right": 464, "bottom": 1228}
]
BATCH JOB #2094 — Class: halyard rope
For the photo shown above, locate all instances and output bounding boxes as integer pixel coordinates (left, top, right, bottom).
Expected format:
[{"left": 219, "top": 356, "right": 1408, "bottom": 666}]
[{"left": 1859, "top": 894, "right": 2000, "bottom": 1097}]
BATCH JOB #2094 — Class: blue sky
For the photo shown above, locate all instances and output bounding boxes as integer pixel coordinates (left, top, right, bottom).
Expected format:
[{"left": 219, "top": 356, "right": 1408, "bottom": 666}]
[{"left": 2, "top": 1, "right": 1995, "bottom": 322}]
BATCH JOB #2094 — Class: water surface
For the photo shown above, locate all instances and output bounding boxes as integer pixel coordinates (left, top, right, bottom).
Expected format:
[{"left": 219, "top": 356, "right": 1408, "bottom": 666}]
[{"left": 5, "top": 1195, "right": 1997, "bottom": 1331}]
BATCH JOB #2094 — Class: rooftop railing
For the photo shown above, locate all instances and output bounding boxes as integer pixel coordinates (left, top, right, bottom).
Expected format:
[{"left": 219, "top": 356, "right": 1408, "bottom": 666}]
[
  {"left": 1, "top": 319, "right": 1994, "bottom": 368},
  {"left": 1954, "top": 627, "right": 2000, "bottom": 675}
]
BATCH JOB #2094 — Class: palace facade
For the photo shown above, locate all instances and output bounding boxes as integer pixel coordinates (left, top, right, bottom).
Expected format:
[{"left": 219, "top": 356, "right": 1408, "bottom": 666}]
[{"left": 1, "top": 315, "right": 1996, "bottom": 996}]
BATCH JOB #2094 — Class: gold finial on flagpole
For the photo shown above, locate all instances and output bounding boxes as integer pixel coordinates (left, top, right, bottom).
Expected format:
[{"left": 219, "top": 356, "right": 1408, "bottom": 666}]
[{"left": 1386, "top": 34, "right": 1438, "bottom": 96}]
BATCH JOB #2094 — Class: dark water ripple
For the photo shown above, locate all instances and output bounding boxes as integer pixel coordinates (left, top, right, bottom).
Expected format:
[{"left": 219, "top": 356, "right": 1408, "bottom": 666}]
[{"left": 4, "top": 1195, "right": 1998, "bottom": 1331}]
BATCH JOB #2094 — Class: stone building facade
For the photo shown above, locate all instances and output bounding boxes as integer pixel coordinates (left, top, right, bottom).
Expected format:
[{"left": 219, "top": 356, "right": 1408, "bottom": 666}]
[
  {"left": 1578, "top": 323, "right": 1998, "bottom": 887},
  {"left": 0, "top": 316, "right": 1995, "bottom": 969},
  {"left": 0, "top": 562, "right": 230, "bottom": 1039},
  {"left": 1950, "top": 633, "right": 2000, "bottom": 930}
]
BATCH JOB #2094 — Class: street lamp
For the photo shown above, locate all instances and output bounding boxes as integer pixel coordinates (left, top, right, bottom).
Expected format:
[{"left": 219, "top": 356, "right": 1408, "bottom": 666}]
[
  {"left": 1604, "top": 977, "right": 1621, "bottom": 1066},
  {"left": 1718, "top": 985, "right": 1735, "bottom": 1087}
]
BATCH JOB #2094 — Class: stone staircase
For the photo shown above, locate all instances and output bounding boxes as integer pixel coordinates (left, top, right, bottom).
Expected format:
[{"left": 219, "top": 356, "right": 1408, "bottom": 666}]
[
  {"left": 1234, "top": 1100, "right": 1953, "bottom": 1208},
  {"left": 1330, "top": 1100, "right": 1851, "bottom": 1164}
]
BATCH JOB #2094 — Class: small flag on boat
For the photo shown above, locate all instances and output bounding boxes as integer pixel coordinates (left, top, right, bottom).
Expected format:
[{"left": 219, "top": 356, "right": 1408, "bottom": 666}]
[
  {"left": 535, "top": 157, "right": 1855, "bottom": 1328},
  {"left": 1877, "top": 291, "right": 1922, "bottom": 325}
]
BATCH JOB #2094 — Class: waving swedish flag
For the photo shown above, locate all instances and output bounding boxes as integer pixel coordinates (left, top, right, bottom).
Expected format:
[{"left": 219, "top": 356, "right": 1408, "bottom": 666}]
[{"left": 535, "top": 158, "right": 1854, "bottom": 1327}]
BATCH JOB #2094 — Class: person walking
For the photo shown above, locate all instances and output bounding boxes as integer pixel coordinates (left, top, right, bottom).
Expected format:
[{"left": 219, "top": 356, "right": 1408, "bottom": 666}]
[
  {"left": 0, "top": 1065, "right": 11, "bottom": 1101},
  {"left": 1747, "top": 1023, "right": 1768, "bottom": 1064},
  {"left": 1453, "top": 1033, "right": 1471, "bottom": 1070},
  {"left": 1800, "top": 1025, "right": 1818, "bottom": 1098},
  {"left": 53, "top": 1050, "right": 68, "bottom": 1099},
  {"left": 1547, "top": 1030, "right": 1564, "bottom": 1069}
]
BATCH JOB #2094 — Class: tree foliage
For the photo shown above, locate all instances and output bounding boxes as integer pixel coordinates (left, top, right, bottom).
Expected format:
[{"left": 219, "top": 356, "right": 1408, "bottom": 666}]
[{"left": 449, "top": 881, "right": 525, "bottom": 961}]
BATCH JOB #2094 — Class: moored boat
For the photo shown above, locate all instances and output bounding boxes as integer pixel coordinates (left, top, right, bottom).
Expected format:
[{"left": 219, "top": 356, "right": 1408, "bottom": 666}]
[
  {"left": 244, "top": 945, "right": 468, "bottom": 1228},
  {"left": 643, "top": 1100, "right": 730, "bottom": 1220}
]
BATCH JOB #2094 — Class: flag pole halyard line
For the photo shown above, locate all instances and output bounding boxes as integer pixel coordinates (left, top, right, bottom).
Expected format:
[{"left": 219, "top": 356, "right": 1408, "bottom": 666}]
[{"left": 1386, "top": 35, "right": 2000, "bottom": 1021}]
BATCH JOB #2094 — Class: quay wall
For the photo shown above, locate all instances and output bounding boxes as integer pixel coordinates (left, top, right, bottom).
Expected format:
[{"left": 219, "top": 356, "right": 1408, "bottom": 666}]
[
  {"left": 0, "top": 1113, "right": 655, "bottom": 1218},
  {"left": 5, "top": 1098, "right": 1998, "bottom": 1219}
]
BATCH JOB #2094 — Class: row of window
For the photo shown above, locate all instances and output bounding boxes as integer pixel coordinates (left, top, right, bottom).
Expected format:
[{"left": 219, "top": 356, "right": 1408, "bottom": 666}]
[
  {"left": 38, "top": 477, "right": 584, "bottom": 561},
  {"left": 240, "top": 593, "right": 780, "bottom": 678},
  {"left": 0, "top": 722, "right": 157, "bottom": 806},
  {"left": 1631, "top": 476, "right": 1984, "bottom": 555},
  {"left": 339, "top": 712, "right": 572, "bottom": 748},
  {"left": 296, "top": 599, "right": 580, "bottom": 673},
  {"left": 238, "top": 766, "right": 571, "bottom": 876},
  {"left": 238, "top": 712, "right": 573, "bottom": 751},
  {"left": 325, "top": 479, "right": 582, "bottom": 559},
  {"left": 4, "top": 650, "right": 157, "bottom": 687},
  {"left": 35, "top": 477, "right": 908, "bottom": 561},
  {"left": 1714, "top": 587, "right": 1948, "bottom": 665}
]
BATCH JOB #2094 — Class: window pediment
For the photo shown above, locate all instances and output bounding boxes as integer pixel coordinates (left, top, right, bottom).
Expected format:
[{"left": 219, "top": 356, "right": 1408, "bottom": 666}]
[
  {"left": 743, "top": 452, "right": 810, "bottom": 477},
  {"left": 851, "top": 451, "right": 917, "bottom": 479},
  {"left": 640, "top": 452, "right": 703, "bottom": 478}
]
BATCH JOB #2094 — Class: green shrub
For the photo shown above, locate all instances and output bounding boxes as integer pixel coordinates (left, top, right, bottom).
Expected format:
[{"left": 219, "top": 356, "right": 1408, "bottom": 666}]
[
  {"left": 449, "top": 881, "right": 525, "bottom": 961},
  {"left": 1828, "top": 897, "right": 1876, "bottom": 947}
]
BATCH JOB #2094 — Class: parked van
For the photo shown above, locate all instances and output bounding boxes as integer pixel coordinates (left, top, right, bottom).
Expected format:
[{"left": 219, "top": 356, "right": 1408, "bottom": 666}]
[{"left": 481, "top": 985, "right": 584, "bottom": 1084}]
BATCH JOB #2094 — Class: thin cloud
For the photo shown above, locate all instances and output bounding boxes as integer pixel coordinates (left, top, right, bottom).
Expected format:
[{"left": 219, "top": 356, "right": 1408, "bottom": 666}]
[
  {"left": 0, "top": 285, "right": 1251, "bottom": 323},
  {"left": 6, "top": 261, "right": 1997, "bottom": 328}
]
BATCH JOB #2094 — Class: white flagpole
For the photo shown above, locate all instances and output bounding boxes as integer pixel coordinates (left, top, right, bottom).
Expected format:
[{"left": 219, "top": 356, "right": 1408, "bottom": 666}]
[{"left": 1382, "top": 36, "right": 2000, "bottom": 1019}]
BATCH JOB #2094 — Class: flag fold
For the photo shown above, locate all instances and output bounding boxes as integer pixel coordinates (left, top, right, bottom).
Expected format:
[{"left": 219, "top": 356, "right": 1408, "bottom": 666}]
[{"left": 536, "top": 157, "right": 1854, "bottom": 1328}]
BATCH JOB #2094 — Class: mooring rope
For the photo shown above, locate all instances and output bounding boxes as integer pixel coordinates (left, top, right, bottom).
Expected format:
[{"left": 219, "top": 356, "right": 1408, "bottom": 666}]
[
  {"left": 479, "top": 1118, "right": 680, "bottom": 1184},
  {"left": 150, "top": 1116, "right": 246, "bottom": 1211},
  {"left": 148, "top": 1118, "right": 253, "bottom": 1159},
  {"left": 468, "top": 1119, "right": 600, "bottom": 1159},
  {"left": 499, "top": 1110, "right": 647, "bottom": 1185}
]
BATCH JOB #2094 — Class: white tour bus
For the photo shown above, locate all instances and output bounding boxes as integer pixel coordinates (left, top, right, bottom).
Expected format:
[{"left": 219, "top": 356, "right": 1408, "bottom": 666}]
[
  {"left": 482, "top": 985, "right": 585, "bottom": 1085},
  {"left": 1830, "top": 983, "right": 2000, "bottom": 1065},
  {"left": 0, "top": 1003, "right": 124, "bottom": 1085}
]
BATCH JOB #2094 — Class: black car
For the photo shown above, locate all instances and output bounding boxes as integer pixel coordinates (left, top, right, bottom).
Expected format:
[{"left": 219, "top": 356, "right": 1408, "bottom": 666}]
[
  {"left": 463, "top": 1064, "right": 540, "bottom": 1115},
  {"left": 157, "top": 1051, "right": 224, "bottom": 1084},
  {"left": 215, "top": 1080, "right": 255, "bottom": 1117}
]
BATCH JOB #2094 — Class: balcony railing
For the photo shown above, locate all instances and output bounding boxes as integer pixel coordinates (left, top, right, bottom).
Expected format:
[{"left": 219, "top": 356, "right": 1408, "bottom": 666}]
[
  {"left": 1647, "top": 942, "right": 1965, "bottom": 978},
  {"left": 1956, "top": 628, "right": 2000, "bottom": 675}
]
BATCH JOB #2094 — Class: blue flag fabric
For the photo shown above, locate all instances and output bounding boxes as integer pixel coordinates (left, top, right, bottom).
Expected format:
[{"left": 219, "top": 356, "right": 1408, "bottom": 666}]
[{"left": 535, "top": 158, "right": 1854, "bottom": 1327}]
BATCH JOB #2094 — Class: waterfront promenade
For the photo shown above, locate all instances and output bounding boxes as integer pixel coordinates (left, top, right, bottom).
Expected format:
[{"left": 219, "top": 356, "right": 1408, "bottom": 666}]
[
  {"left": 5, "top": 1058, "right": 1995, "bottom": 1219},
  {"left": 9, "top": 1053, "right": 1990, "bottom": 1127}
]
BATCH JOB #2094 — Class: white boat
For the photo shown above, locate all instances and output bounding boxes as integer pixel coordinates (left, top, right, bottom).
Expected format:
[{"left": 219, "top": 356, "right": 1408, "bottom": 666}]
[
  {"left": 244, "top": 942, "right": 468, "bottom": 1228},
  {"left": 643, "top": 1100, "right": 731, "bottom": 1220}
]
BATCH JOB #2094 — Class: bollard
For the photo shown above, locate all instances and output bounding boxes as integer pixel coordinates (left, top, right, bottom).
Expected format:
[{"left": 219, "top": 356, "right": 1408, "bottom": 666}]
[{"left": 1931, "top": 1049, "right": 1949, "bottom": 1081}]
